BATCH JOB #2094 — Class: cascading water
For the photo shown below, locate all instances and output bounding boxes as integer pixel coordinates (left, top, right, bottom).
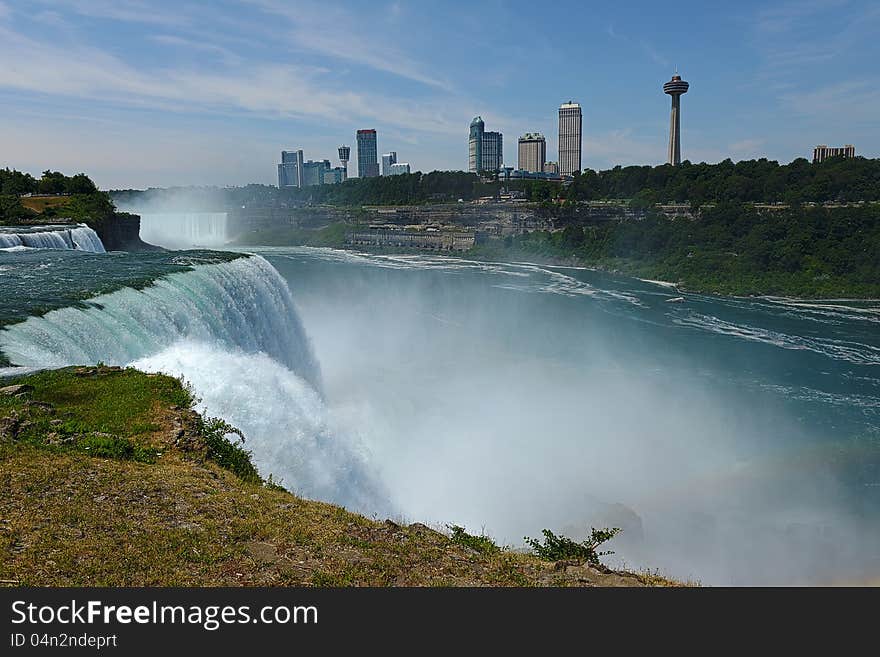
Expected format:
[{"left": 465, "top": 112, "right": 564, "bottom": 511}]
[
  {"left": 0, "top": 254, "right": 387, "bottom": 513},
  {"left": 137, "top": 212, "right": 228, "bottom": 249},
  {"left": 0, "top": 225, "right": 106, "bottom": 252},
  {"left": 69, "top": 225, "right": 106, "bottom": 253}
]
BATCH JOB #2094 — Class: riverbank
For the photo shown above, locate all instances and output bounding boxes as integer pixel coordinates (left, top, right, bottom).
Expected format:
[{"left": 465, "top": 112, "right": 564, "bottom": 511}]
[
  {"left": 234, "top": 206, "right": 880, "bottom": 300},
  {"left": 0, "top": 366, "right": 683, "bottom": 586}
]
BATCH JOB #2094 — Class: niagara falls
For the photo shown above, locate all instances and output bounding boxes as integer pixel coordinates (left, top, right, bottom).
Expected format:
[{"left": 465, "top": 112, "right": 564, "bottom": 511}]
[{"left": 1, "top": 214, "right": 878, "bottom": 585}]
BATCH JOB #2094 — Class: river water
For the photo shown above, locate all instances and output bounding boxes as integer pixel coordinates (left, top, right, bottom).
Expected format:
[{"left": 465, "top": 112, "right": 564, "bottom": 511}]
[{"left": 255, "top": 247, "right": 880, "bottom": 585}]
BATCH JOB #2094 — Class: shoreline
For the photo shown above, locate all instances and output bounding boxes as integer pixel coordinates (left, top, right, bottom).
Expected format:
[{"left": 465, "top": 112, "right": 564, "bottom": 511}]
[{"left": 231, "top": 242, "right": 880, "bottom": 303}]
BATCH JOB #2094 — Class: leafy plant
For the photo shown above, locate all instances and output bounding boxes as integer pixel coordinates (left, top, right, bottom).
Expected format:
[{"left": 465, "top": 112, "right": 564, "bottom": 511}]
[
  {"left": 201, "top": 416, "right": 261, "bottom": 484},
  {"left": 525, "top": 527, "right": 621, "bottom": 566},
  {"left": 448, "top": 524, "right": 500, "bottom": 554}
]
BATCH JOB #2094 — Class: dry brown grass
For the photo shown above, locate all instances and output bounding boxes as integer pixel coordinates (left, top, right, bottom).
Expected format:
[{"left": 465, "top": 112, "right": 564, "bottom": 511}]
[{"left": 19, "top": 196, "right": 73, "bottom": 214}]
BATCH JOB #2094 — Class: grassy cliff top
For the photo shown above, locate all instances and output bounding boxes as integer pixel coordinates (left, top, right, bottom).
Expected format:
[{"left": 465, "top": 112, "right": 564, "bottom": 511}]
[{"left": 0, "top": 367, "right": 683, "bottom": 587}]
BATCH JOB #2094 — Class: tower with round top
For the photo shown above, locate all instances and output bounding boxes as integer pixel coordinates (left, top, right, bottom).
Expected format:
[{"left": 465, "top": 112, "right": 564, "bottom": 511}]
[{"left": 663, "top": 74, "right": 689, "bottom": 165}]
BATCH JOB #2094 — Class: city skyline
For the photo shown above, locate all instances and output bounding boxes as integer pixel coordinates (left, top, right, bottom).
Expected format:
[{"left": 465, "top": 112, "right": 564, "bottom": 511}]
[{"left": 1, "top": 1, "right": 878, "bottom": 188}]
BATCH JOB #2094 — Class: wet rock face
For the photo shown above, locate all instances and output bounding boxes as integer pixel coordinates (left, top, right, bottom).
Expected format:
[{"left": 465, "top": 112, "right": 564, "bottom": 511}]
[{"left": 94, "top": 213, "right": 162, "bottom": 252}]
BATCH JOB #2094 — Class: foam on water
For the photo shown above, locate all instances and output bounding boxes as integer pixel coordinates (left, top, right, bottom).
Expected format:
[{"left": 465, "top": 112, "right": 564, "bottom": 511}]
[{"left": 0, "top": 225, "right": 105, "bottom": 252}]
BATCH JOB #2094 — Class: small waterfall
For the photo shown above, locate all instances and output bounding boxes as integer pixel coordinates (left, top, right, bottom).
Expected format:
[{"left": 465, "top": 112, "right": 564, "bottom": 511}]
[
  {"left": 0, "top": 225, "right": 106, "bottom": 253},
  {"left": 69, "top": 225, "right": 106, "bottom": 253}
]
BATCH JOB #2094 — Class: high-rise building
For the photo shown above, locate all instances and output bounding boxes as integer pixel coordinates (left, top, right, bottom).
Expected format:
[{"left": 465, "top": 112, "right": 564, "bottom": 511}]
[
  {"left": 301, "top": 159, "right": 331, "bottom": 186},
  {"left": 338, "top": 145, "right": 350, "bottom": 179},
  {"left": 558, "top": 102, "right": 582, "bottom": 176},
  {"left": 389, "top": 162, "right": 411, "bottom": 175},
  {"left": 481, "top": 131, "right": 503, "bottom": 173},
  {"left": 543, "top": 161, "right": 559, "bottom": 174},
  {"left": 469, "top": 117, "right": 484, "bottom": 173},
  {"left": 382, "top": 151, "right": 397, "bottom": 176},
  {"left": 813, "top": 144, "right": 856, "bottom": 163},
  {"left": 663, "top": 74, "right": 689, "bottom": 165},
  {"left": 518, "top": 133, "right": 546, "bottom": 173},
  {"left": 357, "top": 129, "right": 379, "bottom": 178},
  {"left": 278, "top": 149, "right": 305, "bottom": 188},
  {"left": 468, "top": 116, "right": 503, "bottom": 173}
]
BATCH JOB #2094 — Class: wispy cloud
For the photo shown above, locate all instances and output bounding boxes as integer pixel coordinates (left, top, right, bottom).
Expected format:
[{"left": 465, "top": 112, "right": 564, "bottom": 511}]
[
  {"left": 748, "top": 0, "right": 880, "bottom": 130},
  {"left": 148, "top": 34, "right": 242, "bottom": 65},
  {"left": 0, "top": 23, "right": 468, "bottom": 137},
  {"left": 605, "top": 23, "right": 670, "bottom": 70},
  {"left": 246, "top": 0, "right": 455, "bottom": 91},
  {"left": 32, "top": 0, "right": 190, "bottom": 28},
  {"left": 779, "top": 78, "right": 880, "bottom": 125}
]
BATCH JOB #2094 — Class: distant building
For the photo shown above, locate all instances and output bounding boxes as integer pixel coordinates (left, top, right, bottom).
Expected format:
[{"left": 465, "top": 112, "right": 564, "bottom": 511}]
[
  {"left": 299, "top": 159, "right": 329, "bottom": 187},
  {"left": 382, "top": 151, "right": 398, "bottom": 176},
  {"left": 389, "top": 162, "right": 411, "bottom": 175},
  {"left": 507, "top": 169, "right": 562, "bottom": 181},
  {"left": 278, "top": 149, "right": 304, "bottom": 188},
  {"left": 481, "top": 131, "right": 503, "bottom": 173},
  {"left": 323, "top": 167, "right": 347, "bottom": 185},
  {"left": 813, "top": 144, "right": 856, "bottom": 163},
  {"left": 357, "top": 129, "right": 379, "bottom": 178},
  {"left": 338, "top": 145, "right": 351, "bottom": 179},
  {"left": 543, "top": 161, "right": 559, "bottom": 174},
  {"left": 518, "top": 133, "right": 546, "bottom": 173},
  {"left": 468, "top": 116, "right": 503, "bottom": 173},
  {"left": 558, "top": 101, "right": 582, "bottom": 176},
  {"left": 469, "top": 117, "right": 484, "bottom": 173}
]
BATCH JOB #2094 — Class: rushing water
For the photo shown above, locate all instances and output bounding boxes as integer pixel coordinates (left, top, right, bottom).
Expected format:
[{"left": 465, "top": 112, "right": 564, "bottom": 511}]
[
  {"left": 135, "top": 212, "right": 228, "bottom": 249},
  {"left": 1, "top": 243, "right": 878, "bottom": 584},
  {"left": 0, "top": 224, "right": 106, "bottom": 253}
]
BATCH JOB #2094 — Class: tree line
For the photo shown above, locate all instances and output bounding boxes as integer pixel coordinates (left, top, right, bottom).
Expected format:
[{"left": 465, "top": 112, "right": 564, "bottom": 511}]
[{"left": 481, "top": 203, "right": 880, "bottom": 297}]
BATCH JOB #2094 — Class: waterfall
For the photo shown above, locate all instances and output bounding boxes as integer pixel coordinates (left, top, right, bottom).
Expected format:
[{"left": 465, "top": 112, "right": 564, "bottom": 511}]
[
  {"left": 0, "top": 255, "right": 320, "bottom": 389},
  {"left": 0, "top": 253, "right": 386, "bottom": 511},
  {"left": 0, "top": 225, "right": 106, "bottom": 253},
  {"left": 69, "top": 225, "right": 107, "bottom": 253},
  {"left": 137, "top": 212, "right": 228, "bottom": 249}
]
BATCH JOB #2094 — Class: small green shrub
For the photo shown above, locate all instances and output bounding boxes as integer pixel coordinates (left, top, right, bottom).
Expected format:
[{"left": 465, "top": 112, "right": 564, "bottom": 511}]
[
  {"left": 265, "top": 473, "right": 288, "bottom": 492},
  {"left": 201, "top": 416, "right": 261, "bottom": 484},
  {"left": 448, "top": 524, "right": 500, "bottom": 554},
  {"left": 525, "top": 527, "right": 621, "bottom": 566}
]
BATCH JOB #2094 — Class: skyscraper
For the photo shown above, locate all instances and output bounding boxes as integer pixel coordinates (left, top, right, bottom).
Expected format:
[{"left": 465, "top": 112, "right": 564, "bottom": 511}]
[
  {"left": 663, "top": 74, "right": 689, "bottom": 165},
  {"left": 357, "top": 129, "right": 379, "bottom": 178},
  {"left": 469, "top": 117, "right": 484, "bottom": 173},
  {"left": 278, "top": 149, "right": 304, "bottom": 188},
  {"left": 338, "top": 145, "right": 350, "bottom": 179},
  {"left": 558, "top": 102, "right": 582, "bottom": 176},
  {"left": 381, "top": 151, "right": 397, "bottom": 176},
  {"left": 481, "top": 131, "right": 503, "bottom": 173},
  {"left": 518, "top": 133, "right": 546, "bottom": 172}
]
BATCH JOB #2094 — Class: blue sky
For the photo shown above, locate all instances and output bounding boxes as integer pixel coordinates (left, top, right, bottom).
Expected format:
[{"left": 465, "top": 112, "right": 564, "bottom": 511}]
[{"left": 1, "top": 0, "right": 878, "bottom": 188}]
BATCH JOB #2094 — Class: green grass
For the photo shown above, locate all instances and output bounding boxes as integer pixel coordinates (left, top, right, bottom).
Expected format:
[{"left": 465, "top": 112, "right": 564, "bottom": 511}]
[{"left": 0, "top": 366, "right": 192, "bottom": 438}]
